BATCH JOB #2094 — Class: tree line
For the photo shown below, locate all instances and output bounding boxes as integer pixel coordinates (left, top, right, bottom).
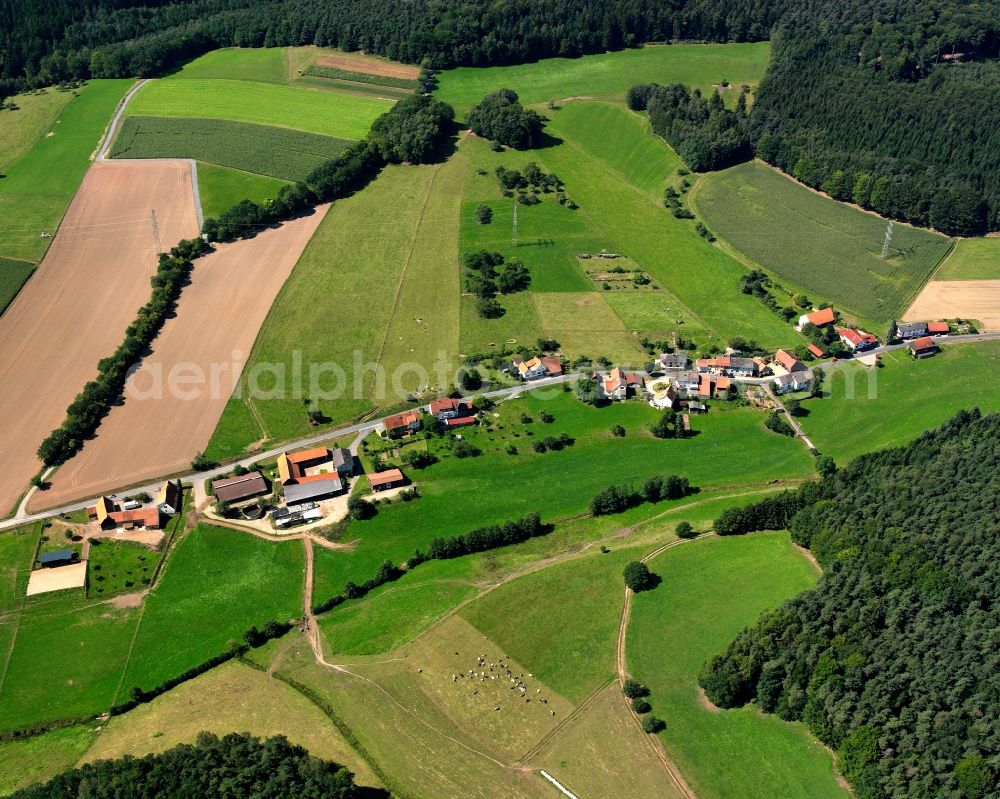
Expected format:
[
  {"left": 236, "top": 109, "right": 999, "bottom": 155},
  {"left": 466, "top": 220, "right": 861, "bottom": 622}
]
[
  {"left": 9, "top": 732, "right": 375, "bottom": 799},
  {"left": 699, "top": 408, "right": 999, "bottom": 799}
]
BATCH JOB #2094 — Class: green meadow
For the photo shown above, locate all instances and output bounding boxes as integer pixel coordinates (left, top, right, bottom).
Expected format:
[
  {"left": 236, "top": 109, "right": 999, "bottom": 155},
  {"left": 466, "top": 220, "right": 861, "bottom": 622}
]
[
  {"left": 0, "top": 723, "right": 96, "bottom": 795},
  {"left": 0, "top": 79, "right": 132, "bottom": 262},
  {"left": 629, "top": 533, "right": 847, "bottom": 799},
  {"left": 0, "top": 257, "right": 35, "bottom": 316},
  {"left": 0, "top": 524, "right": 39, "bottom": 613},
  {"left": 0, "top": 88, "right": 75, "bottom": 171},
  {"left": 309, "top": 391, "right": 813, "bottom": 607},
  {"left": 932, "top": 237, "right": 1000, "bottom": 280},
  {"left": 436, "top": 42, "right": 771, "bottom": 114},
  {"left": 195, "top": 162, "right": 288, "bottom": 220},
  {"left": 119, "top": 523, "right": 304, "bottom": 697},
  {"left": 691, "top": 160, "right": 953, "bottom": 328},
  {"left": 798, "top": 342, "right": 1000, "bottom": 463},
  {"left": 167, "top": 47, "right": 289, "bottom": 83},
  {"left": 127, "top": 79, "right": 392, "bottom": 140},
  {"left": 86, "top": 539, "right": 160, "bottom": 598}
]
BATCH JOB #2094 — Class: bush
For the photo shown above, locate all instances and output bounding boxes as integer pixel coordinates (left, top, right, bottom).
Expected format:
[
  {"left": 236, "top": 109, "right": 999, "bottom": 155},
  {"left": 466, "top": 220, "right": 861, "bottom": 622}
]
[
  {"left": 650, "top": 409, "right": 681, "bottom": 439},
  {"left": 676, "top": 521, "right": 696, "bottom": 539},
  {"left": 424, "top": 512, "right": 545, "bottom": 560},
  {"left": 631, "top": 698, "right": 652, "bottom": 714},
  {"left": 610, "top": 424, "right": 626, "bottom": 437},
  {"left": 623, "top": 678, "right": 650, "bottom": 699},
  {"left": 623, "top": 561, "right": 659, "bottom": 592},
  {"left": 765, "top": 410, "right": 795, "bottom": 437},
  {"left": 642, "top": 716, "right": 666, "bottom": 734},
  {"left": 590, "top": 484, "right": 642, "bottom": 516},
  {"left": 347, "top": 494, "right": 376, "bottom": 521},
  {"left": 467, "top": 89, "right": 544, "bottom": 149},
  {"left": 452, "top": 440, "right": 481, "bottom": 458},
  {"left": 402, "top": 449, "right": 438, "bottom": 469}
]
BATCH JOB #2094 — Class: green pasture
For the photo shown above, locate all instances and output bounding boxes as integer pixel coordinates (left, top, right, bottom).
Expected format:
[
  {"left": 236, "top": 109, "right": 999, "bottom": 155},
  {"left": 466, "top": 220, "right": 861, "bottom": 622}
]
[
  {"left": 119, "top": 523, "right": 304, "bottom": 697},
  {"left": 436, "top": 42, "right": 771, "bottom": 114},
  {"left": 540, "top": 105, "right": 798, "bottom": 348},
  {"left": 461, "top": 548, "right": 637, "bottom": 702},
  {"left": 0, "top": 79, "right": 132, "bottom": 262},
  {"left": 127, "top": 79, "right": 392, "bottom": 140},
  {"left": 167, "top": 47, "right": 288, "bottom": 83},
  {"left": 932, "top": 237, "right": 1000, "bottom": 280},
  {"left": 629, "top": 533, "right": 846, "bottom": 799},
  {"left": 196, "top": 162, "right": 288, "bottom": 219},
  {"left": 310, "top": 392, "right": 812, "bottom": 605},
  {"left": 110, "top": 116, "right": 349, "bottom": 181},
  {"left": 0, "top": 88, "right": 75, "bottom": 172},
  {"left": 798, "top": 342, "right": 1000, "bottom": 463},
  {"left": 691, "top": 161, "right": 953, "bottom": 327},
  {"left": 0, "top": 524, "right": 38, "bottom": 613},
  {"left": 0, "top": 257, "right": 35, "bottom": 316},
  {"left": 0, "top": 723, "right": 96, "bottom": 796}
]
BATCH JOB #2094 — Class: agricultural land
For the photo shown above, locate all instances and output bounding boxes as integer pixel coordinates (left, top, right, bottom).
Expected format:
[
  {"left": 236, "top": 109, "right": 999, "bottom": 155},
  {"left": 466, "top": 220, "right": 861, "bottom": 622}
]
[{"left": 691, "top": 160, "right": 953, "bottom": 330}]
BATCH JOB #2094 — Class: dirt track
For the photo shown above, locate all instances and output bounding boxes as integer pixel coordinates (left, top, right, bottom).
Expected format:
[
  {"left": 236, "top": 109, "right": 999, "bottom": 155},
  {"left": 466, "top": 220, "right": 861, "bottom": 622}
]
[
  {"left": 32, "top": 206, "right": 330, "bottom": 510},
  {"left": 0, "top": 160, "right": 198, "bottom": 517},
  {"left": 903, "top": 280, "right": 1000, "bottom": 331}
]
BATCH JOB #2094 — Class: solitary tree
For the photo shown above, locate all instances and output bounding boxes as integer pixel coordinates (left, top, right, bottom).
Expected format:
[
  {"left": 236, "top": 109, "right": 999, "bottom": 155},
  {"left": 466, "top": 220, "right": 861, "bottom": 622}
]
[
  {"left": 623, "top": 561, "right": 658, "bottom": 592},
  {"left": 676, "top": 521, "right": 696, "bottom": 539}
]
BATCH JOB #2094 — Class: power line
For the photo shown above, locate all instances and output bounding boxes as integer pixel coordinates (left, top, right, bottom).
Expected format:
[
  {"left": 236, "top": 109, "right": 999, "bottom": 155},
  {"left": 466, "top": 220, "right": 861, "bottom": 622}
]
[
  {"left": 512, "top": 198, "right": 518, "bottom": 248},
  {"left": 880, "top": 221, "right": 894, "bottom": 260}
]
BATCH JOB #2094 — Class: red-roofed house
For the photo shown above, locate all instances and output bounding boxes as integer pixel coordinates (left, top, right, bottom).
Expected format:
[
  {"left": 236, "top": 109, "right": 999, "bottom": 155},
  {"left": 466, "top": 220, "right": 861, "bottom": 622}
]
[
  {"left": 445, "top": 415, "right": 478, "bottom": 427},
  {"left": 909, "top": 336, "right": 938, "bottom": 359},
  {"left": 383, "top": 410, "right": 421, "bottom": 437},
  {"left": 807, "top": 343, "right": 826, "bottom": 359},
  {"left": 427, "top": 397, "right": 472, "bottom": 419},
  {"left": 927, "top": 321, "right": 950, "bottom": 335},
  {"left": 601, "top": 367, "right": 643, "bottom": 400},
  {"left": 774, "top": 349, "right": 806, "bottom": 373},
  {"left": 88, "top": 496, "right": 162, "bottom": 531},
  {"left": 838, "top": 328, "right": 879, "bottom": 351},
  {"left": 369, "top": 468, "right": 406, "bottom": 492},
  {"left": 798, "top": 307, "right": 835, "bottom": 329}
]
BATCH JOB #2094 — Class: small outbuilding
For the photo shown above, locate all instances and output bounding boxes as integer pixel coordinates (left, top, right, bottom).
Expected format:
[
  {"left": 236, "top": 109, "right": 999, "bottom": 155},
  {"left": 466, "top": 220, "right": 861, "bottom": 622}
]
[
  {"left": 212, "top": 471, "right": 269, "bottom": 504},
  {"left": 369, "top": 468, "right": 406, "bottom": 492},
  {"left": 39, "top": 549, "right": 78, "bottom": 568},
  {"left": 284, "top": 475, "right": 344, "bottom": 506}
]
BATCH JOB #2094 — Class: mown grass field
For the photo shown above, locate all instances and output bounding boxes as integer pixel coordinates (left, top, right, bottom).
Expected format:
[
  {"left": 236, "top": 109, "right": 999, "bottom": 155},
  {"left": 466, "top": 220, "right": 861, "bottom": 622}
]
[
  {"left": 110, "top": 116, "right": 350, "bottom": 180},
  {"left": 206, "top": 152, "right": 466, "bottom": 458},
  {"left": 436, "top": 42, "right": 771, "bottom": 114},
  {"left": 933, "top": 237, "right": 1000, "bottom": 280},
  {"left": 82, "top": 659, "right": 381, "bottom": 787},
  {"left": 196, "top": 162, "right": 288, "bottom": 220},
  {"left": 127, "top": 78, "right": 391, "bottom": 140},
  {"left": 541, "top": 105, "right": 798, "bottom": 348},
  {"left": 119, "top": 523, "right": 304, "bottom": 697},
  {"left": 629, "top": 533, "right": 846, "bottom": 799},
  {"left": 0, "top": 79, "right": 132, "bottom": 262},
  {"left": 309, "top": 392, "right": 813, "bottom": 607},
  {"left": 691, "top": 161, "right": 953, "bottom": 327},
  {"left": 0, "top": 524, "right": 38, "bottom": 613},
  {"left": 167, "top": 47, "right": 288, "bottom": 83},
  {"left": 0, "top": 257, "right": 36, "bottom": 316},
  {"left": 0, "top": 723, "right": 97, "bottom": 796},
  {"left": 798, "top": 342, "right": 1000, "bottom": 462},
  {"left": 0, "top": 88, "right": 75, "bottom": 171}
]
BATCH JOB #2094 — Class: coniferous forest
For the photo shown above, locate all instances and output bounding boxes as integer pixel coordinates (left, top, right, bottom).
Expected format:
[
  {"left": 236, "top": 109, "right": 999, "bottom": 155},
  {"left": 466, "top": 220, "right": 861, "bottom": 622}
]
[{"left": 700, "top": 409, "right": 1000, "bottom": 799}]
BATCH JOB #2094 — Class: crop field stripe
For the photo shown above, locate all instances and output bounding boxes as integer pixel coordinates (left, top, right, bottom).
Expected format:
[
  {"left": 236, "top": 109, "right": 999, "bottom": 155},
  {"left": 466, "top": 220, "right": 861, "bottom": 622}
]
[{"left": 305, "top": 65, "right": 420, "bottom": 89}]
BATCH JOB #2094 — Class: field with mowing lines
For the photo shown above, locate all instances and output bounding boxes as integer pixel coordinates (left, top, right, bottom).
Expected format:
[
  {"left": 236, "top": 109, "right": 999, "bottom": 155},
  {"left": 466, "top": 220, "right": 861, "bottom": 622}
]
[
  {"left": 932, "top": 237, "right": 1000, "bottom": 280},
  {"left": 797, "top": 342, "right": 1000, "bottom": 463},
  {"left": 0, "top": 79, "right": 132, "bottom": 262},
  {"left": 82, "top": 659, "right": 381, "bottom": 787},
  {"left": 168, "top": 47, "right": 288, "bottom": 83},
  {"left": 0, "top": 257, "right": 35, "bottom": 317},
  {"left": 629, "top": 533, "right": 846, "bottom": 799},
  {"left": 127, "top": 79, "right": 392, "bottom": 140},
  {"left": 32, "top": 206, "right": 328, "bottom": 511},
  {"left": 0, "top": 724, "right": 97, "bottom": 796},
  {"left": 196, "top": 162, "right": 288, "bottom": 219},
  {"left": 306, "top": 65, "right": 419, "bottom": 90},
  {"left": 0, "top": 159, "right": 200, "bottom": 519},
  {"left": 206, "top": 152, "right": 465, "bottom": 459},
  {"left": 119, "top": 524, "right": 304, "bottom": 699},
  {"left": 111, "top": 116, "right": 349, "bottom": 180},
  {"left": 0, "top": 87, "right": 75, "bottom": 171},
  {"left": 436, "top": 42, "right": 771, "bottom": 113},
  {"left": 692, "top": 161, "right": 953, "bottom": 327},
  {"left": 541, "top": 105, "right": 798, "bottom": 348}
]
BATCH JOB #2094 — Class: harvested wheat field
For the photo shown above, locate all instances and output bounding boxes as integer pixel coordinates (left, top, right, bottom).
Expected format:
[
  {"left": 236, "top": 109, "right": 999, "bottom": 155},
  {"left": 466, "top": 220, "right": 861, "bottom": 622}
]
[
  {"left": 314, "top": 52, "right": 420, "bottom": 80},
  {"left": 0, "top": 161, "right": 198, "bottom": 518},
  {"left": 903, "top": 280, "right": 1000, "bottom": 331},
  {"left": 32, "top": 206, "right": 330, "bottom": 510}
]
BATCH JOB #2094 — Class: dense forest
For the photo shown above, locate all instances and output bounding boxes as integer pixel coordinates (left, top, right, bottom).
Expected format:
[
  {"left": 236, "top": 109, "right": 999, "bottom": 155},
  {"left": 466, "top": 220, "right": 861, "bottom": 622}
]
[
  {"left": 700, "top": 409, "right": 999, "bottom": 799},
  {"left": 2, "top": 0, "right": 999, "bottom": 230},
  {"left": 10, "top": 732, "right": 379, "bottom": 798}
]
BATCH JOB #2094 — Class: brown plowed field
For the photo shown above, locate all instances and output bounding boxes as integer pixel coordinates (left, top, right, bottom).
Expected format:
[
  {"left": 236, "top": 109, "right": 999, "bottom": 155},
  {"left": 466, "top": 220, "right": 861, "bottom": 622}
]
[
  {"left": 0, "top": 160, "right": 198, "bottom": 517},
  {"left": 903, "top": 280, "right": 1000, "bottom": 332},
  {"left": 32, "top": 205, "right": 330, "bottom": 510},
  {"left": 314, "top": 52, "right": 420, "bottom": 80}
]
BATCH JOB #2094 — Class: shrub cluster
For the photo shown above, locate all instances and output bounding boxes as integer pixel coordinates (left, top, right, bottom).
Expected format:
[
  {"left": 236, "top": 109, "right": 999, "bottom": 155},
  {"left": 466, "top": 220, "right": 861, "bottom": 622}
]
[
  {"left": 414, "top": 512, "right": 544, "bottom": 562},
  {"left": 590, "top": 474, "right": 694, "bottom": 516},
  {"left": 311, "top": 559, "right": 402, "bottom": 614},
  {"left": 467, "top": 89, "right": 543, "bottom": 149},
  {"left": 37, "top": 237, "right": 210, "bottom": 466}
]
